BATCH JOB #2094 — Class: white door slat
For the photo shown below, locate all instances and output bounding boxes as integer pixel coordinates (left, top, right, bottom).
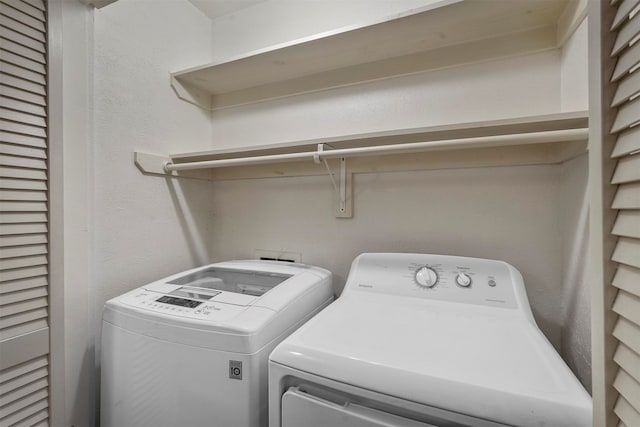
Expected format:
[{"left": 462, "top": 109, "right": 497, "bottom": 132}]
[
  {"left": 0, "top": 265, "right": 47, "bottom": 282},
  {"left": 0, "top": 0, "right": 45, "bottom": 23},
  {"left": 611, "top": 97, "right": 640, "bottom": 133},
  {"left": 612, "top": 67, "right": 640, "bottom": 107},
  {"left": 0, "top": 49, "right": 45, "bottom": 75},
  {"left": 0, "top": 380, "right": 47, "bottom": 411},
  {"left": 0, "top": 254, "right": 46, "bottom": 270},
  {"left": 615, "top": 396, "right": 640, "bottom": 427},
  {"left": 613, "top": 264, "right": 640, "bottom": 297},
  {"left": 0, "top": 390, "right": 48, "bottom": 424},
  {"left": 0, "top": 307, "right": 47, "bottom": 330},
  {"left": 0, "top": 166, "right": 46, "bottom": 180},
  {"left": 613, "top": 126, "right": 640, "bottom": 157},
  {"left": 612, "top": 155, "right": 640, "bottom": 184},
  {"left": 613, "top": 8, "right": 640, "bottom": 56},
  {"left": 0, "top": 119, "right": 46, "bottom": 138},
  {"left": 0, "top": 287, "right": 46, "bottom": 306},
  {"left": 613, "top": 290, "right": 640, "bottom": 326},
  {"left": 0, "top": 297, "right": 47, "bottom": 317},
  {"left": 20, "top": 0, "right": 45, "bottom": 12},
  {"left": 614, "top": 369, "right": 640, "bottom": 413},
  {"left": 0, "top": 244, "right": 47, "bottom": 259},
  {"left": 0, "top": 178, "right": 46, "bottom": 191},
  {"left": 612, "top": 0, "right": 640, "bottom": 30},
  {"left": 612, "top": 210, "right": 640, "bottom": 238},
  {"left": 0, "top": 155, "right": 46, "bottom": 170},
  {"left": 612, "top": 237, "right": 640, "bottom": 268},
  {"left": 0, "top": 371, "right": 47, "bottom": 405},
  {"left": 0, "top": 37, "right": 45, "bottom": 64},
  {"left": 615, "top": 343, "right": 640, "bottom": 384},
  {"left": 0, "top": 212, "right": 47, "bottom": 224},
  {"left": 0, "top": 275, "right": 47, "bottom": 294},
  {"left": 615, "top": 317, "right": 640, "bottom": 366},
  {"left": 0, "top": 189, "right": 47, "bottom": 201},
  {"left": 0, "top": 130, "right": 46, "bottom": 148},
  {"left": 0, "top": 396, "right": 47, "bottom": 426},
  {"left": 0, "top": 143, "right": 46, "bottom": 159},
  {"left": 0, "top": 107, "right": 45, "bottom": 127},
  {"left": 613, "top": 183, "right": 640, "bottom": 209},
  {"left": 0, "top": 356, "right": 47, "bottom": 384},
  {"left": 0, "top": 201, "right": 47, "bottom": 212},
  {"left": 0, "top": 14, "right": 45, "bottom": 43},
  {"left": 0, "top": 73, "right": 45, "bottom": 96},
  {"left": 0, "top": 319, "right": 47, "bottom": 343},
  {"left": 0, "top": 84, "right": 45, "bottom": 107},
  {"left": 0, "top": 97, "right": 46, "bottom": 117},
  {"left": 0, "top": 60, "right": 45, "bottom": 85},
  {"left": 0, "top": 4, "right": 45, "bottom": 32},
  {"left": 0, "top": 234, "right": 46, "bottom": 248},
  {"left": 0, "top": 25, "right": 46, "bottom": 54},
  {"left": 0, "top": 223, "right": 47, "bottom": 236},
  {"left": 612, "top": 39, "right": 640, "bottom": 82},
  {"left": 18, "top": 408, "right": 48, "bottom": 427}
]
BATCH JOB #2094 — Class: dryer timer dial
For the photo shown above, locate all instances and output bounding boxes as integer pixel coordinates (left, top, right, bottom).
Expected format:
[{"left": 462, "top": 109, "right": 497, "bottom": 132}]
[{"left": 415, "top": 267, "right": 439, "bottom": 288}]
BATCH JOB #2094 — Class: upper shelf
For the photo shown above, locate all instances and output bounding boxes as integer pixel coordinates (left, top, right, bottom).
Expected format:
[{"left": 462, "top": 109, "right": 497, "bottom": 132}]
[{"left": 172, "top": 0, "right": 579, "bottom": 110}]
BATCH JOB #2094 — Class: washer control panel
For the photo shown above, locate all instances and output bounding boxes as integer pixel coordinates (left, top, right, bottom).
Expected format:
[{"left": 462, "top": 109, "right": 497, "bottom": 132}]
[
  {"left": 347, "top": 253, "right": 520, "bottom": 309},
  {"left": 120, "top": 290, "right": 245, "bottom": 320}
]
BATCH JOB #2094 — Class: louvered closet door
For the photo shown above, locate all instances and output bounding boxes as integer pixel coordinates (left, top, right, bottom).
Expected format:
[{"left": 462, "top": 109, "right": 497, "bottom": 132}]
[
  {"left": 608, "top": 0, "right": 640, "bottom": 425},
  {"left": 0, "top": 0, "right": 50, "bottom": 426}
]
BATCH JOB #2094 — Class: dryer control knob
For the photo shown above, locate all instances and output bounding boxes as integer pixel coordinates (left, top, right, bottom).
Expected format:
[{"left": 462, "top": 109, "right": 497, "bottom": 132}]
[
  {"left": 456, "top": 273, "right": 472, "bottom": 287},
  {"left": 415, "top": 267, "right": 438, "bottom": 288}
]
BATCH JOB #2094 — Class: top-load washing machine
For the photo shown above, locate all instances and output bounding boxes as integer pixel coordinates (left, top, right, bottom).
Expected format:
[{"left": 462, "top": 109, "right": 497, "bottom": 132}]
[
  {"left": 269, "top": 253, "right": 592, "bottom": 427},
  {"left": 100, "top": 260, "right": 332, "bottom": 427}
]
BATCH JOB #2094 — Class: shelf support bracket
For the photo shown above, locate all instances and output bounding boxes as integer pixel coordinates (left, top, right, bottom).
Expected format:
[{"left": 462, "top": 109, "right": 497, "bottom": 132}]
[
  {"left": 335, "top": 157, "right": 353, "bottom": 218},
  {"left": 170, "top": 75, "right": 213, "bottom": 110}
]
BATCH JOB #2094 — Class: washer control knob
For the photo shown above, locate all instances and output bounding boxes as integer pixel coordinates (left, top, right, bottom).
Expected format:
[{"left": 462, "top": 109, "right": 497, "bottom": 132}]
[
  {"left": 415, "top": 267, "right": 438, "bottom": 288},
  {"left": 456, "top": 273, "right": 472, "bottom": 287}
]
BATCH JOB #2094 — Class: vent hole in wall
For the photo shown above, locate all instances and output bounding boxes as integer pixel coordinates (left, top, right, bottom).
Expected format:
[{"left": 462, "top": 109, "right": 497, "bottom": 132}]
[{"left": 259, "top": 257, "right": 296, "bottom": 263}]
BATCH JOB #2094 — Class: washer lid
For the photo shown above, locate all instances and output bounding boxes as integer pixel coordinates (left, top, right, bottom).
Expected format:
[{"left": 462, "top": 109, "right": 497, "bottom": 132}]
[{"left": 270, "top": 294, "right": 592, "bottom": 427}]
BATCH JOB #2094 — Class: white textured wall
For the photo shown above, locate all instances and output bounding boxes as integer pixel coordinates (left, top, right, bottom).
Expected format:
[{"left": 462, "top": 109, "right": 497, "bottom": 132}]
[
  {"left": 92, "top": 0, "right": 214, "bottom": 416},
  {"left": 561, "top": 19, "right": 589, "bottom": 112},
  {"left": 206, "top": 0, "right": 565, "bottom": 347},
  {"left": 210, "top": 51, "right": 560, "bottom": 148},
  {"left": 559, "top": 17, "right": 591, "bottom": 392},
  {"left": 210, "top": 166, "right": 566, "bottom": 348},
  {"left": 559, "top": 154, "right": 591, "bottom": 391}
]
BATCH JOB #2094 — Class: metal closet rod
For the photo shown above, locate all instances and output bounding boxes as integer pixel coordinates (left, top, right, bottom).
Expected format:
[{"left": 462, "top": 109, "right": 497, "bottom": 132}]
[{"left": 163, "top": 128, "right": 588, "bottom": 172}]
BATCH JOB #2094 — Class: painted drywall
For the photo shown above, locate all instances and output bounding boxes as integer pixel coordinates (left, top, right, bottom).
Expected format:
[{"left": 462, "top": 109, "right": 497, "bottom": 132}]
[
  {"left": 209, "top": 50, "right": 560, "bottom": 148},
  {"left": 209, "top": 165, "right": 566, "bottom": 348},
  {"left": 91, "top": 0, "right": 214, "bottom": 419},
  {"left": 559, "top": 17, "right": 590, "bottom": 392},
  {"left": 559, "top": 154, "right": 591, "bottom": 391},
  {"left": 203, "top": 0, "right": 591, "bottom": 388},
  {"left": 561, "top": 18, "right": 589, "bottom": 112}
]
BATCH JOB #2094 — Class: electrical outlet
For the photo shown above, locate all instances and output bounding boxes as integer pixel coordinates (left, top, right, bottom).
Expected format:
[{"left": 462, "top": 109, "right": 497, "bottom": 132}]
[{"left": 255, "top": 249, "right": 301, "bottom": 263}]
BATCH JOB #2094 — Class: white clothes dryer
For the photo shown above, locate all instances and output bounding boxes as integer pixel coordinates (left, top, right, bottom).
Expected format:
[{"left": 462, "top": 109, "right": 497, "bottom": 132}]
[
  {"left": 100, "top": 260, "right": 332, "bottom": 427},
  {"left": 269, "top": 253, "right": 591, "bottom": 427}
]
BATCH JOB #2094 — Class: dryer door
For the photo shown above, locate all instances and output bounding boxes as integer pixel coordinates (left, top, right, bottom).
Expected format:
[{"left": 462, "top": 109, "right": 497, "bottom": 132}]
[{"left": 281, "top": 387, "right": 436, "bottom": 427}]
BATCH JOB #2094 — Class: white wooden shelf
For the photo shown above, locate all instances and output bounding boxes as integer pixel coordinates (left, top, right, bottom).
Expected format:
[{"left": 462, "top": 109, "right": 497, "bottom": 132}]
[
  {"left": 171, "top": 0, "right": 578, "bottom": 110},
  {"left": 135, "top": 111, "right": 588, "bottom": 217},
  {"left": 136, "top": 111, "right": 588, "bottom": 177}
]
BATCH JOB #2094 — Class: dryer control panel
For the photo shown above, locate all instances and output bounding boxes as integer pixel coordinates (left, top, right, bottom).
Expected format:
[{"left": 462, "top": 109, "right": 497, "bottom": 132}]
[{"left": 345, "top": 253, "right": 523, "bottom": 309}]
